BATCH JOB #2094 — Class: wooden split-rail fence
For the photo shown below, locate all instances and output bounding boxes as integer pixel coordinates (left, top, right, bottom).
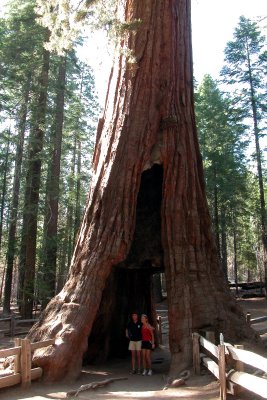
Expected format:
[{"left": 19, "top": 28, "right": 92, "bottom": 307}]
[
  {"left": 0, "top": 338, "right": 55, "bottom": 389},
  {"left": 192, "top": 332, "right": 267, "bottom": 400},
  {"left": 0, "top": 315, "right": 38, "bottom": 338}
]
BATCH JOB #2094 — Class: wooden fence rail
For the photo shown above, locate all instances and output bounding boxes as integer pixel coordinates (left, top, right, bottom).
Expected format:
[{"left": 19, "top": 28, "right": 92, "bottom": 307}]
[
  {"left": 246, "top": 312, "right": 267, "bottom": 325},
  {"left": 0, "top": 338, "right": 55, "bottom": 389},
  {"left": 192, "top": 332, "right": 267, "bottom": 400},
  {"left": 0, "top": 316, "right": 38, "bottom": 337}
]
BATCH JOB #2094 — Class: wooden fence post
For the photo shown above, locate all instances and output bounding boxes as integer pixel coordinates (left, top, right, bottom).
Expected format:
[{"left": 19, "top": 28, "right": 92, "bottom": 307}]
[
  {"left": 234, "top": 344, "right": 244, "bottom": 372},
  {"left": 14, "top": 338, "right": 21, "bottom": 374},
  {"left": 218, "top": 344, "right": 226, "bottom": 400},
  {"left": 21, "top": 339, "right": 31, "bottom": 388},
  {"left": 206, "top": 331, "right": 215, "bottom": 343},
  {"left": 157, "top": 316, "right": 162, "bottom": 345},
  {"left": 192, "top": 333, "right": 200, "bottom": 374},
  {"left": 10, "top": 315, "right": 16, "bottom": 337}
]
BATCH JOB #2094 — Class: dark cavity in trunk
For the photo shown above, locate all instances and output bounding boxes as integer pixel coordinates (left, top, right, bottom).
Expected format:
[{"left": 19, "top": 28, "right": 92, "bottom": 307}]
[{"left": 84, "top": 164, "right": 164, "bottom": 363}]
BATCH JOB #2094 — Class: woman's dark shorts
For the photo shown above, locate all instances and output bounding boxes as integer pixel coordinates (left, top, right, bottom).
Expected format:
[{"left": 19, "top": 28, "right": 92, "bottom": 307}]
[{"left": 141, "top": 340, "right": 152, "bottom": 350}]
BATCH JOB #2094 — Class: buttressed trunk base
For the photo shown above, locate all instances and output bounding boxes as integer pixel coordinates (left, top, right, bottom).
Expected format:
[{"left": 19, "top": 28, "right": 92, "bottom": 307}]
[{"left": 28, "top": 0, "right": 258, "bottom": 381}]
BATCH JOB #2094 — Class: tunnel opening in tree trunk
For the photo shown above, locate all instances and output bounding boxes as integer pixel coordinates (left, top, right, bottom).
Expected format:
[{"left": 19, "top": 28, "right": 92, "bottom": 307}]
[{"left": 84, "top": 164, "right": 165, "bottom": 363}]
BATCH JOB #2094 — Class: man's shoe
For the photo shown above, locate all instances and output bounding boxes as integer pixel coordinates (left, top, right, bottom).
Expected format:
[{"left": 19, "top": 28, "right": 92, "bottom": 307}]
[
  {"left": 130, "top": 369, "right": 136, "bottom": 374},
  {"left": 148, "top": 369, "right": 152, "bottom": 376},
  {"left": 142, "top": 369, "right": 147, "bottom": 375}
]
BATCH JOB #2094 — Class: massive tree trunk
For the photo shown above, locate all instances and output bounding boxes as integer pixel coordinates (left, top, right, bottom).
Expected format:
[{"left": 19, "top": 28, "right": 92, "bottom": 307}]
[{"left": 28, "top": 0, "right": 257, "bottom": 381}]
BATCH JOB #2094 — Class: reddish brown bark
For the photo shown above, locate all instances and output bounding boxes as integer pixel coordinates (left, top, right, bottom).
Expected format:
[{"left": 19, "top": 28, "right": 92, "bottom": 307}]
[
  {"left": 42, "top": 56, "right": 66, "bottom": 304},
  {"left": 28, "top": 0, "right": 257, "bottom": 380}
]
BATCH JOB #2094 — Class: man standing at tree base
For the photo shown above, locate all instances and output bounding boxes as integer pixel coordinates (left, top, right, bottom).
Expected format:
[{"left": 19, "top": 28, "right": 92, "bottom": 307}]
[{"left": 126, "top": 312, "right": 142, "bottom": 374}]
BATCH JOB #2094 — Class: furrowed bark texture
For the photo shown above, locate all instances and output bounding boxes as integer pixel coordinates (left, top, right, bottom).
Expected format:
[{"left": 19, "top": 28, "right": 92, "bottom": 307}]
[{"left": 28, "top": 0, "right": 257, "bottom": 380}]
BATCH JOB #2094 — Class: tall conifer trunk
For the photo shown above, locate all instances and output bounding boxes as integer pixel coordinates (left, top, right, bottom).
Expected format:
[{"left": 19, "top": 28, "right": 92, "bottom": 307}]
[
  {"left": 28, "top": 0, "right": 257, "bottom": 381},
  {"left": 0, "top": 129, "right": 11, "bottom": 251},
  {"left": 19, "top": 38, "right": 50, "bottom": 318},
  {"left": 3, "top": 77, "right": 31, "bottom": 313},
  {"left": 42, "top": 56, "right": 66, "bottom": 305}
]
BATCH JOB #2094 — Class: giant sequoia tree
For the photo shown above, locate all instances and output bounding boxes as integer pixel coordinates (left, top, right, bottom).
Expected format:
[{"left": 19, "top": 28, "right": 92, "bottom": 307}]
[{"left": 28, "top": 0, "right": 256, "bottom": 381}]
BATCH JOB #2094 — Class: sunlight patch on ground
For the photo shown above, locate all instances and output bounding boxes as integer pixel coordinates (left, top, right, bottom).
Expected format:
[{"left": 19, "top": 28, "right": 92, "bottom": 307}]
[
  {"left": 107, "top": 390, "right": 187, "bottom": 398},
  {"left": 108, "top": 391, "right": 160, "bottom": 398},
  {"left": 19, "top": 397, "right": 50, "bottom": 400}
]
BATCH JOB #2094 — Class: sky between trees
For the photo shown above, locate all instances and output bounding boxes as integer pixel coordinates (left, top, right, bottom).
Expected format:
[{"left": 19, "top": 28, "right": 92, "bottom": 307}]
[
  {"left": 81, "top": 0, "right": 266, "bottom": 107},
  {"left": 191, "top": 0, "right": 267, "bottom": 82}
]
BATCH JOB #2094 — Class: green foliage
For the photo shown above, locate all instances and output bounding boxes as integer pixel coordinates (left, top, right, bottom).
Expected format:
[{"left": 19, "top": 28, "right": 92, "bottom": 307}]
[
  {"left": 219, "top": 16, "right": 267, "bottom": 282},
  {"left": 0, "top": 0, "right": 100, "bottom": 309},
  {"left": 0, "top": 0, "right": 46, "bottom": 114},
  {"left": 196, "top": 74, "right": 248, "bottom": 208},
  {"left": 221, "top": 16, "right": 266, "bottom": 147},
  {"left": 35, "top": 0, "right": 141, "bottom": 55},
  {"left": 195, "top": 74, "right": 264, "bottom": 281}
]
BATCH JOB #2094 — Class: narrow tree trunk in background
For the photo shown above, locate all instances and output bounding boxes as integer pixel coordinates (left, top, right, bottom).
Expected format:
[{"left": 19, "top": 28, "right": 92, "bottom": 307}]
[
  {"left": 233, "top": 227, "right": 239, "bottom": 296},
  {"left": 213, "top": 168, "right": 221, "bottom": 259},
  {"left": 28, "top": 0, "right": 257, "bottom": 381},
  {"left": 42, "top": 56, "right": 66, "bottom": 305},
  {"left": 74, "top": 138, "right": 81, "bottom": 238},
  {"left": 67, "top": 137, "right": 76, "bottom": 264},
  {"left": 221, "top": 207, "right": 228, "bottom": 280},
  {"left": 246, "top": 41, "right": 267, "bottom": 295},
  {"left": 56, "top": 227, "right": 68, "bottom": 293},
  {"left": 152, "top": 273, "right": 163, "bottom": 303},
  {"left": 0, "top": 129, "right": 11, "bottom": 251},
  {"left": 73, "top": 71, "right": 85, "bottom": 238},
  {"left": 251, "top": 91, "right": 267, "bottom": 294},
  {"left": 3, "top": 78, "right": 31, "bottom": 314},
  {"left": 19, "top": 41, "right": 50, "bottom": 319}
]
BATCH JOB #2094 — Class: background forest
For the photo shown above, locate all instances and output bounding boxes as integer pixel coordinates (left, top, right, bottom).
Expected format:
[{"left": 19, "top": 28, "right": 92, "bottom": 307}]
[{"left": 0, "top": 0, "right": 266, "bottom": 318}]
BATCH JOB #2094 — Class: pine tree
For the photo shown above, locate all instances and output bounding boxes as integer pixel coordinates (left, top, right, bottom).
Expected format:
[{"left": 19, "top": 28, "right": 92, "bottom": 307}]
[
  {"left": 0, "top": 0, "right": 48, "bottom": 311},
  {"left": 0, "top": 0, "right": 100, "bottom": 312},
  {"left": 195, "top": 75, "right": 249, "bottom": 278},
  {"left": 221, "top": 16, "right": 267, "bottom": 292},
  {"left": 19, "top": 32, "right": 50, "bottom": 318}
]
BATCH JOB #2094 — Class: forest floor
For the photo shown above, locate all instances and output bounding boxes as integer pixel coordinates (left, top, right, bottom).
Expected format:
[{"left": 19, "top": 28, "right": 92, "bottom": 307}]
[{"left": 0, "top": 297, "right": 267, "bottom": 400}]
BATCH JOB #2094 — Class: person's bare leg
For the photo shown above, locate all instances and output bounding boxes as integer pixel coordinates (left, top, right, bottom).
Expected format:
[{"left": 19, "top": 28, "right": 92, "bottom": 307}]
[
  {"left": 142, "top": 349, "right": 147, "bottom": 373},
  {"left": 137, "top": 350, "right": 141, "bottom": 370},
  {"left": 131, "top": 350, "right": 136, "bottom": 370},
  {"left": 147, "top": 350, "right": 151, "bottom": 369}
]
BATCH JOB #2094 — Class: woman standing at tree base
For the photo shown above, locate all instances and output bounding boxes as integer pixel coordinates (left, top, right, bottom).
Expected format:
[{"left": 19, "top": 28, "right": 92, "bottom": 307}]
[{"left": 141, "top": 314, "right": 155, "bottom": 376}]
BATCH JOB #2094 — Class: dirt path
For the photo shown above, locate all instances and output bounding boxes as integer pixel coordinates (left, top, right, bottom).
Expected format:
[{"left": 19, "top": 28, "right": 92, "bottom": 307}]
[
  {"left": 0, "top": 347, "right": 222, "bottom": 400},
  {"left": 0, "top": 298, "right": 266, "bottom": 400}
]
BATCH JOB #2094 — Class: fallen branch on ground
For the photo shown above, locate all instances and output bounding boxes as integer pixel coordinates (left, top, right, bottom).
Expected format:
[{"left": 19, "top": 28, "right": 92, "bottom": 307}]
[{"left": 66, "top": 377, "right": 128, "bottom": 397}]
